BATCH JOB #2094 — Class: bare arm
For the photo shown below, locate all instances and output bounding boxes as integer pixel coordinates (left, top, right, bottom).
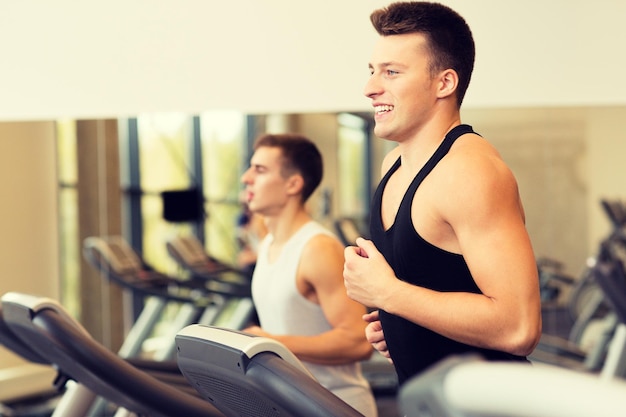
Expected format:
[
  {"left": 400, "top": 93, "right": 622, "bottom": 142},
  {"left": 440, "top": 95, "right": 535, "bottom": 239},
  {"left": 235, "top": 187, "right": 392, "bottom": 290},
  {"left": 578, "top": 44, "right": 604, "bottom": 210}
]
[{"left": 247, "top": 234, "right": 373, "bottom": 365}]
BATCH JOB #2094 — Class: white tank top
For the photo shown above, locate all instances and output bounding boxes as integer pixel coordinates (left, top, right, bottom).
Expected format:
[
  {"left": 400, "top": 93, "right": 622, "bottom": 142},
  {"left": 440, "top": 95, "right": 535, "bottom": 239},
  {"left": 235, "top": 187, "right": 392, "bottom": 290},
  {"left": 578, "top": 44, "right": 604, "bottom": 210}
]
[{"left": 251, "top": 221, "right": 377, "bottom": 416}]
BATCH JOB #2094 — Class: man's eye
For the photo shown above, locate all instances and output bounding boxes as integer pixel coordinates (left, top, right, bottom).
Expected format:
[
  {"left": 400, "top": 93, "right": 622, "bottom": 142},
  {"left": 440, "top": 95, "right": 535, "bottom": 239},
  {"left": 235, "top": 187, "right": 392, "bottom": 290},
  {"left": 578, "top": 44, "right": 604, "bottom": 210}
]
[{"left": 387, "top": 70, "right": 398, "bottom": 76}]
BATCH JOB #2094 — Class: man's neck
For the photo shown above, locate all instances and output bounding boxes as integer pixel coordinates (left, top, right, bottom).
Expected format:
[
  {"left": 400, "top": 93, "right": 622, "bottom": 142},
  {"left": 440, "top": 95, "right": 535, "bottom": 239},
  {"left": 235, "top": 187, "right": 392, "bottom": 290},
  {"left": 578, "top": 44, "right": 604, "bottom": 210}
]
[
  {"left": 398, "top": 114, "right": 462, "bottom": 174},
  {"left": 265, "top": 207, "right": 311, "bottom": 245}
]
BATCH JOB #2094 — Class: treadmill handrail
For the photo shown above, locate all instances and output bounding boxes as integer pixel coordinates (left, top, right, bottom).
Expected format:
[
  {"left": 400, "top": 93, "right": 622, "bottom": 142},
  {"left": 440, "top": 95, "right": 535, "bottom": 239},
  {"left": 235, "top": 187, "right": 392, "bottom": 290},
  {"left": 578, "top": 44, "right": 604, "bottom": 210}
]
[
  {"left": 177, "top": 324, "right": 315, "bottom": 379},
  {"left": 399, "top": 355, "right": 626, "bottom": 417},
  {"left": 1, "top": 292, "right": 224, "bottom": 417},
  {"left": 2, "top": 292, "right": 91, "bottom": 337},
  {"left": 82, "top": 236, "right": 240, "bottom": 304},
  {"left": 176, "top": 324, "right": 364, "bottom": 417},
  {"left": 0, "top": 301, "right": 49, "bottom": 365}
]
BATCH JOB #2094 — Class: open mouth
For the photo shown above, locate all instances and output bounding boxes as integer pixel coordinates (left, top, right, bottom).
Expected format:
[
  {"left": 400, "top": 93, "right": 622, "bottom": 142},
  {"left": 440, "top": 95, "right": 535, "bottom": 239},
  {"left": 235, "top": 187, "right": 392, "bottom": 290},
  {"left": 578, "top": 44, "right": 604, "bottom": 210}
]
[{"left": 374, "top": 105, "right": 394, "bottom": 114}]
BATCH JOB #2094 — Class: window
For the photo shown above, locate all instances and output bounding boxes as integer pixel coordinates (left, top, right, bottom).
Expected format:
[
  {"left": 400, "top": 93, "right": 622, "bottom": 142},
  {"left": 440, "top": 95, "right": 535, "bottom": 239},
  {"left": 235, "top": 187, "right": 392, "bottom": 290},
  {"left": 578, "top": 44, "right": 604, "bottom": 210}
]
[
  {"left": 56, "top": 119, "right": 80, "bottom": 317},
  {"left": 337, "top": 113, "right": 371, "bottom": 219},
  {"left": 134, "top": 113, "right": 197, "bottom": 274},
  {"left": 199, "top": 111, "right": 248, "bottom": 262}
]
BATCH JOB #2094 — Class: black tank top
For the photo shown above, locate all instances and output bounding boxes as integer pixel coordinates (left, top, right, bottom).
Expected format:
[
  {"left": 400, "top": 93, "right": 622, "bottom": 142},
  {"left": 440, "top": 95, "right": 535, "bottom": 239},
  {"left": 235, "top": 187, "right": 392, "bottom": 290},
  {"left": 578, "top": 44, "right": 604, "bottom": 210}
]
[{"left": 370, "top": 124, "right": 527, "bottom": 385}]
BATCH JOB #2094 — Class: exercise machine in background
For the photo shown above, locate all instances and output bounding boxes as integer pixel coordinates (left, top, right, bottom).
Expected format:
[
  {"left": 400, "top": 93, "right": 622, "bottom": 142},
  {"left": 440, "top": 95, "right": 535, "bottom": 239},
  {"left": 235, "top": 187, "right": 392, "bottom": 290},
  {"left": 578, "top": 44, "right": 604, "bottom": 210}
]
[
  {"left": 592, "top": 239, "right": 626, "bottom": 380},
  {"left": 166, "top": 234, "right": 252, "bottom": 282},
  {"left": 83, "top": 235, "right": 255, "bottom": 360},
  {"left": 82, "top": 235, "right": 255, "bottom": 415},
  {"left": 333, "top": 216, "right": 369, "bottom": 247},
  {"left": 531, "top": 199, "right": 626, "bottom": 373}
]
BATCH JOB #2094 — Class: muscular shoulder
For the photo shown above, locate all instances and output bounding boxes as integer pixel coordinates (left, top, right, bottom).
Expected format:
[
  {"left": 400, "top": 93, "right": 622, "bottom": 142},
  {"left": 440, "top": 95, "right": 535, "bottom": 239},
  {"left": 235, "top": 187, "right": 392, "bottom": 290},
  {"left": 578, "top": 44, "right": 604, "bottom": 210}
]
[
  {"left": 301, "top": 233, "right": 344, "bottom": 264},
  {"left": 442, "top": 134, "right": 516, "bottom": 191},
  {"left": 299, "top": 233, "right": 345, "bottom": 285},
  {"left": 435, "top": 134, "right": 522, "bottom": 221}
]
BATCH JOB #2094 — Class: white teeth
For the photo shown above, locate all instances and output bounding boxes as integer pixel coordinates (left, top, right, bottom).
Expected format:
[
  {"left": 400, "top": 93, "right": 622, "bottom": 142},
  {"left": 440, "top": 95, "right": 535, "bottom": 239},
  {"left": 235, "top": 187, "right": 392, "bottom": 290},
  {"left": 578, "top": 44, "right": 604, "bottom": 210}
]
[{"left": 375, "top": 105, "right": 394, "bottom": 114}]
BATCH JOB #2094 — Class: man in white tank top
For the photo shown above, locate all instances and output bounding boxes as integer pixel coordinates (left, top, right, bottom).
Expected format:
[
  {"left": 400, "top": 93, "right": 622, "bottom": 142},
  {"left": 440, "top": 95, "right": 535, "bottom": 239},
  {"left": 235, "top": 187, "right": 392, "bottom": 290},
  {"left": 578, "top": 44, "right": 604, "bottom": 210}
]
[{"left": 241, "top": 133, "right": 377, "bottom": 416}]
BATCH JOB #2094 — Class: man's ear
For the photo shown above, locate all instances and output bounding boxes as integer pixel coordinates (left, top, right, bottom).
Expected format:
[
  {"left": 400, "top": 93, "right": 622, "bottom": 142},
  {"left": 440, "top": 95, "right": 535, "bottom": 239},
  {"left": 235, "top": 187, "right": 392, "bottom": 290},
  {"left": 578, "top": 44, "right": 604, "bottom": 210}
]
[
  {"left": 437, "top": 69, "right": 458, "bottom": 99},
  {"left": 286, "top": 174, "right": 304, "bottom": 197}
]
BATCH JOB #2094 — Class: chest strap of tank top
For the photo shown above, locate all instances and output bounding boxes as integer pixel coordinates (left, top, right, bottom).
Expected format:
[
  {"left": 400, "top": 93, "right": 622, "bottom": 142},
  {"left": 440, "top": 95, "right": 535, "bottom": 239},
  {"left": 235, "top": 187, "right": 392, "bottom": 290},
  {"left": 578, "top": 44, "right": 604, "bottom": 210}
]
[
  {"left": 421, "top": 124, "right": 475, "bottom": 174},
  {"left": 401, "top": 124, "right": 477, "bottom": 203}
]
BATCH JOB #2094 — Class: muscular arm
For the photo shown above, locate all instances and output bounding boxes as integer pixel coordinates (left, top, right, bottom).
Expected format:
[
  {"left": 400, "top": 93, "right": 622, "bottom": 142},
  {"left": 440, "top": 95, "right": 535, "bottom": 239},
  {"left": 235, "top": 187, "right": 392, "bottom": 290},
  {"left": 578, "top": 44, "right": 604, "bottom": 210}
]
[
  {"left": 435, "top": 150, "right": 542, "bottom": 353},
  {"left": 248, "top": 234, "right": 373, "bottom": 365},
  {"left": 344, "top": 143, "right": 542, "bottom": 356}
]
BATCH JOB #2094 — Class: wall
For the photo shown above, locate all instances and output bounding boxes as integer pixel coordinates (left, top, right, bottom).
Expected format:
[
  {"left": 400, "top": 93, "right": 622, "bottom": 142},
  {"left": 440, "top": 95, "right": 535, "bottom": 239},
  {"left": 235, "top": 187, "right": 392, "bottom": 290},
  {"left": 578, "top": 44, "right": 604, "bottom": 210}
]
[
  {"left": 0, "top": 0, "right": 625, "bottom": 120},
  {"left": 586, "top": 107, "right": 626, "bottom": 249},
  {"left": 0, "top": 124, "right": 59, "bottom": 400},
  {"left": 463, "top": 107, "right": 589, "bottom": 277}
]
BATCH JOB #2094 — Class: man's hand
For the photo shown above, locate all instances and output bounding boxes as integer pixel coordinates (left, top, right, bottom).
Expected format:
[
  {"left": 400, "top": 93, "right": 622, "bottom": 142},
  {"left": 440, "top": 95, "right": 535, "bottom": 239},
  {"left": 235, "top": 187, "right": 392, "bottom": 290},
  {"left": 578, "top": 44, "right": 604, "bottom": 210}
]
[
  {"left": 343, "top": 237, "right": 397, "bottom": 308},
  {"left": 363, "top": 310, "right": 392, "bottom": 363}
]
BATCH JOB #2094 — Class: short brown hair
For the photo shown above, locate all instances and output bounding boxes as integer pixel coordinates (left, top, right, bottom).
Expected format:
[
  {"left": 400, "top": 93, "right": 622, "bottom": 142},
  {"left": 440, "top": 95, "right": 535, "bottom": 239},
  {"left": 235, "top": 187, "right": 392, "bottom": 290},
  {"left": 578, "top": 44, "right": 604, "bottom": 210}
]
[{"left": 370, "top": 1, "right": 475, "bottom": 107}]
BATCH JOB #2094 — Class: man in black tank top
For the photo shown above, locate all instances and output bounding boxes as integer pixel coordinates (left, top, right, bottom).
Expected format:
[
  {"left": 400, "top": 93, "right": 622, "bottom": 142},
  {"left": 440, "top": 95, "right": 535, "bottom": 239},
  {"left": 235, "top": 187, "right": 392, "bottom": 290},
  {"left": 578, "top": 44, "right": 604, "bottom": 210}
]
[{"left": 343, "top": 2, "right": 542, "bottom": 386}]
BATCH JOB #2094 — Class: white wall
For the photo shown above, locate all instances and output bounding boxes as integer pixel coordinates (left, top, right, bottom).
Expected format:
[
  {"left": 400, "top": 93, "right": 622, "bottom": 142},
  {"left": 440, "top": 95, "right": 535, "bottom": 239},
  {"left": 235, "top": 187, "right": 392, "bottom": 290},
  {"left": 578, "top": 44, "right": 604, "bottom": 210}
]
[{"left": 1, "top": 0, "right": 625, "bottom": 121}]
